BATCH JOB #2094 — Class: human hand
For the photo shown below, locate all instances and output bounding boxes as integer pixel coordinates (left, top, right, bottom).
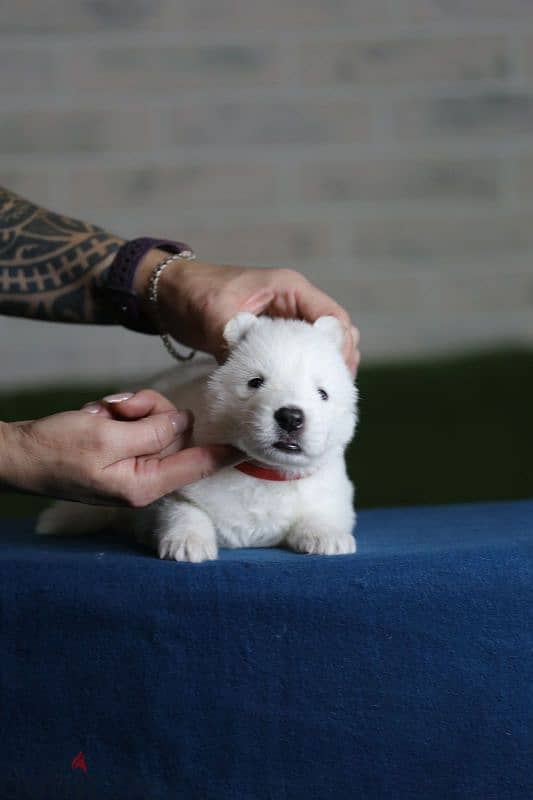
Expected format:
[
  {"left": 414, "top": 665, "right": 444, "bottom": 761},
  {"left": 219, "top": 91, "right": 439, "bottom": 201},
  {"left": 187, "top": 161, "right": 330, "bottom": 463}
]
[
  {"left": 135, "top": 253, "right": 360, "bottom": 375},
  {"left": 0, "top": 389, "right": 242, "bottom": 506}
]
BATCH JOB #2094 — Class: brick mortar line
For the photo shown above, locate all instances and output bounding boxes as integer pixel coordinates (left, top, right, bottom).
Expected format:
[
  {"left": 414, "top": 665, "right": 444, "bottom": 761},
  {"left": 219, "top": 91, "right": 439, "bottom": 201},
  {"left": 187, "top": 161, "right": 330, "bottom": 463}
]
[
  {"left": 2, "top": 22, "right": 533, "bottom": 47},
  {"left": 2, "top": 140, "right": 533, "bottom": 166},
  {"left": 75, "top": 204, "right": 533, "bottom": 224},
  {"left": 0, "top": 81, "right": 522, "bottom": 108},
  {"left": 0, "top": 29, "right": 521, "bottom": 51},
  {"left": 342, "top": 310, "right": 533, "bottom": 320},
  {"left": 295, "top": 266, "right": 533, "bottom": 279}
]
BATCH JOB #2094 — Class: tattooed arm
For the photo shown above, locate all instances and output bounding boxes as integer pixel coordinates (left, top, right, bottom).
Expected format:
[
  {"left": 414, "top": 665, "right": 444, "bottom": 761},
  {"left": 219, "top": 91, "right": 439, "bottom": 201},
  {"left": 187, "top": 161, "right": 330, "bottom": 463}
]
[
  {"left": 0, "top": 184, "right": 361, "bottom": 370},
  {"left": 0, "top": 186, "right": 123, "bottom": 323}
]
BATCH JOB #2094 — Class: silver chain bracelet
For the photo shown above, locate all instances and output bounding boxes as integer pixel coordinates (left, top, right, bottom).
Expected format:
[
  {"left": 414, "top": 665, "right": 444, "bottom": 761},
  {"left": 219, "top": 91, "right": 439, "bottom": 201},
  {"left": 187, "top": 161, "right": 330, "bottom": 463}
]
[{"left": 147, "top": 250, "right": 197, "bottom": 362}]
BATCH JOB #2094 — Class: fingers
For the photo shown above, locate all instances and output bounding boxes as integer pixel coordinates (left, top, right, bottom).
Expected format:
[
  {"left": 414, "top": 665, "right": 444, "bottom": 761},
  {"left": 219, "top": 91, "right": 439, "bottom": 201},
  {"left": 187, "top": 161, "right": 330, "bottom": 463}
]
[
  {"left": 103, "top": 389, "right": 181, "bottom": 420},
  {"left": 294, "top": 280, "right": 352, "bottom": 330},
  {"left": 82, "top": 401, "right": 113, "bottom": 418},
  {"left": 106, "top": 410, "right": 193, "bottom": 460},
  {"left": 343, "top": 326, "right": 361, "bottom": 377},
  {"left": 300, "top": 287, "right": 360, "bottom": 376},
  {"left": 287, "top": 276, "right": 361, "bottom": 374},
  {"left": 241, "top": 288, "right": 276, "bottom": 316},
  {"left": 144, "top": 444, "right": 245, "bottom": 499},
  {"left": 82, "top": 390, "right": 195, "bottom": 467},
  {"left": 82, "top": 389, "right": 192, "bottom": 426},
  {"left": 352, "top": 346, "right": 361, "bottom": 376},
  {"left": 81, "top": 392, "right": 137, "bottom": 418}
]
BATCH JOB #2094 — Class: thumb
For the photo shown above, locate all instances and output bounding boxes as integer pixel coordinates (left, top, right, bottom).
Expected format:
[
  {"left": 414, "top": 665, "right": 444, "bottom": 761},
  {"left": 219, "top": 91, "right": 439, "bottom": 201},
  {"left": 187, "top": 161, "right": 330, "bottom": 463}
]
[
  {"left": 150, "top": 445, "right": 244, "bottom": 496},
  {"left": 103, "top": 389, "right": 182, "bottom": 420},
  {"left": 107, "top": 411, "right": 191, "bottom": 459}
]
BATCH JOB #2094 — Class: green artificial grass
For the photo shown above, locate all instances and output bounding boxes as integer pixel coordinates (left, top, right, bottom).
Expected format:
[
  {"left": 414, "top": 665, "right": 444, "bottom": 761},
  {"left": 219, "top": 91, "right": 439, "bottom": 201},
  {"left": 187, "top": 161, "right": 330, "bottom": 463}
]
[{"left": 1, "top": 347, "right": 532, "bottom": 518}]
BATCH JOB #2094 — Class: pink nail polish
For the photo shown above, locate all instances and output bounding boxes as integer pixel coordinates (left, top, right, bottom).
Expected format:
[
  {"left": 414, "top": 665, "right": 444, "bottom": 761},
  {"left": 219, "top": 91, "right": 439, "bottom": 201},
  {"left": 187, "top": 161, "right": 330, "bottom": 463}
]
[
  {"left": 103, "top": 392, "right": 134, "bottom": 404},
  {"left": 167, "top": 411, "right": 192, "bottom": 435},
  {"left": 82, "top": 402, "right": 101, "bottom": 414}
]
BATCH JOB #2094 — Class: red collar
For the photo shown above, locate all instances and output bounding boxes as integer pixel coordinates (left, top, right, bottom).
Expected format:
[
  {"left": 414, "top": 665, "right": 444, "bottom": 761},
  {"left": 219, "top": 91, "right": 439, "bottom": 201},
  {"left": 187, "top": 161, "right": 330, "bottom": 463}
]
[{"left": 235, "top": 461, "right": 304, "bottom": 482}]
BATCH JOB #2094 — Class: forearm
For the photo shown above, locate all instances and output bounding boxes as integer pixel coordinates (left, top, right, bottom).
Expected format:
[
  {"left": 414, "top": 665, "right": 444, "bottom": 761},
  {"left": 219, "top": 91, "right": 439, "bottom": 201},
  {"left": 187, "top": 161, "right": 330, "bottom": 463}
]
[
  {"left": 0, "top": 186, "right": 123, "bottom": 323},
  {"left": 0, "top": 421, "right": 10, "bottom": 491},
  {"left": 0, "top": 420, "right": 26, "bottom": 493}
]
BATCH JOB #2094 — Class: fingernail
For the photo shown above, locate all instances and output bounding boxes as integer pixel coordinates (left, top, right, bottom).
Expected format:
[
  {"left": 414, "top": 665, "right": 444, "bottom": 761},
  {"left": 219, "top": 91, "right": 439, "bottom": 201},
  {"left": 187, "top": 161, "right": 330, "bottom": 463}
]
[
  {"left": 167, "top": 410, "right": 193, "bottom": 435},
  {"left": 103, "top": 392, "right": 134, "bottom": 404},
  {"left": 351, "top": 326, "right": 360, "bottom": 346},
  {"left": 82, "top": 402, "right": 102, "bottom": 414}
]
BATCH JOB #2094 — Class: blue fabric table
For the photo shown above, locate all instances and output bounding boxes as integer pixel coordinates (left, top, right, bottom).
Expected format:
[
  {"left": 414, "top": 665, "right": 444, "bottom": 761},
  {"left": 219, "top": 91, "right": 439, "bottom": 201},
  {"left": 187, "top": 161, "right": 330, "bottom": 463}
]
[{"left": 1, "top": 501, "right": 532, "bottom": 800}]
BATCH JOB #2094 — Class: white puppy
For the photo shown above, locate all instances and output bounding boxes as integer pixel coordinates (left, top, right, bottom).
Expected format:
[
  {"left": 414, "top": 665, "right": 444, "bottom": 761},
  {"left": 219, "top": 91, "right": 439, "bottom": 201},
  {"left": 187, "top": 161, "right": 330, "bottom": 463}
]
[{"left": 38, "top": 313, "right": 358, "bottom": 562}]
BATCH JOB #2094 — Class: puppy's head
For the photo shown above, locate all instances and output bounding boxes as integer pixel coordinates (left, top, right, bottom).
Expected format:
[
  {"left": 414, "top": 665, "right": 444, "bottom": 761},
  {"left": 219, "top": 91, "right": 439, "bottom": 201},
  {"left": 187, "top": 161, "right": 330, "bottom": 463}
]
[{"left": 207, "top": 313, "right": 357, "bottom": 472}]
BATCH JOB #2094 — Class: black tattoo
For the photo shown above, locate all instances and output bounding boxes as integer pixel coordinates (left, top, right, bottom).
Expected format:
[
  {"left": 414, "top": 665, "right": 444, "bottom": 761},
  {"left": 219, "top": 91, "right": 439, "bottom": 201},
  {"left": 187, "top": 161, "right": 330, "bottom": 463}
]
[{"left": 0, "top": 186, "right": 123, "bottom": 323}]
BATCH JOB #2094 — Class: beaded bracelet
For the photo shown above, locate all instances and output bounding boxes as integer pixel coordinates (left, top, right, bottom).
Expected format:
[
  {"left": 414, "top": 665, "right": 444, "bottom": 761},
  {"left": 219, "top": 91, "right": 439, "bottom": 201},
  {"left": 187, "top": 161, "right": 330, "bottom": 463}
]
[{"left": 147, "top": 250, "right": 197, "bottom": 363}]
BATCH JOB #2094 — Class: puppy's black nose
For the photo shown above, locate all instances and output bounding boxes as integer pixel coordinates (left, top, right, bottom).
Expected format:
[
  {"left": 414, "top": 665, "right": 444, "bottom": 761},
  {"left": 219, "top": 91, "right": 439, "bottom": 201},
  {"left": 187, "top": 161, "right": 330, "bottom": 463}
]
[{"left": 274, "top": 406, "right": 304, "bottom": 433}]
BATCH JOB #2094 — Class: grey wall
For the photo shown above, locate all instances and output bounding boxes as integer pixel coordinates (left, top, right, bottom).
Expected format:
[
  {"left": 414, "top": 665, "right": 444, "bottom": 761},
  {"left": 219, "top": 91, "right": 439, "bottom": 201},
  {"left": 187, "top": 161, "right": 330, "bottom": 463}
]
[{"left": 1, "top": 0, "right": 533, "bottom": 387}]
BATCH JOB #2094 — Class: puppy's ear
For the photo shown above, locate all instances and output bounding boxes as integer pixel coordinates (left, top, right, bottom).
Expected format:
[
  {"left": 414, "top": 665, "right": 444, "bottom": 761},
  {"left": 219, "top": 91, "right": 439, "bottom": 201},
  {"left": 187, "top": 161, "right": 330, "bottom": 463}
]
[
  {"left": 313, "top": 316, "right": 345, "bottom": 351},
  {"left": 223, "top": 312, "right": 259, "bottom": 349}
]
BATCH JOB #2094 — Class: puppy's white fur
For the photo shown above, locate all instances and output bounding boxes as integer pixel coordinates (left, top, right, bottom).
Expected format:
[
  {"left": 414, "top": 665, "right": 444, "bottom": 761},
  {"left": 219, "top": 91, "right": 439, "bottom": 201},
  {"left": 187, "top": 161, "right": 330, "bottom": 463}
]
[{"left": 38, "top": 314, "right": 358, "bottom": 562}]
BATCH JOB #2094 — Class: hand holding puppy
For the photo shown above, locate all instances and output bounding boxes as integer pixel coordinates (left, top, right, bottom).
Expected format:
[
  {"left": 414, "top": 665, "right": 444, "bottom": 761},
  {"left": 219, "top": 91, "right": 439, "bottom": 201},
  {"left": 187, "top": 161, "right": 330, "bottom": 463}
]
[
  {"left": 0, "top": 390, "right": 242, "bottom": 506},
  {"left": 134, "top": 255, "right": 361, "bottom": 375},
  {"left": 1, "top": 262, "right": 358, "bottom": 507}
]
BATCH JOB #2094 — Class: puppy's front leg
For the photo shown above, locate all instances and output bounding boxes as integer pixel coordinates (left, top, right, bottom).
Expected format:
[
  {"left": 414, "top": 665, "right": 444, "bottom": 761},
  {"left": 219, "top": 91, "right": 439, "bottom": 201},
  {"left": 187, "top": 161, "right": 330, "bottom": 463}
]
[
  {"left": 137, "top": 497, "right": 218, "bottom": 563},
  {"left": 285, "top": 516, "right": 356, "bottom": 556}
]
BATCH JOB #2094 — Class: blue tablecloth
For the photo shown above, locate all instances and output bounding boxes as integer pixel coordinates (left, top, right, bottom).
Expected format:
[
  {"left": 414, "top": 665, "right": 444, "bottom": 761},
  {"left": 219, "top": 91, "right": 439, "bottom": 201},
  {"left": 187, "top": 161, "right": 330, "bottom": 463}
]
[{"left": 1, "top": 501, "right": 532, "bottom": 800}]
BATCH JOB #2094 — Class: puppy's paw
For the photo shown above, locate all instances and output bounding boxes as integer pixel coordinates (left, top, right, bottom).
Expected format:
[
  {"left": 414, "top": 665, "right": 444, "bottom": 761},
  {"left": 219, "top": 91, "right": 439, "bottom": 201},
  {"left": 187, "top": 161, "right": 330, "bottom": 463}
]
[
  {"left": 286, "top": 526, "right": 356, "bottom": 556},
  {"left": 157, "top": 531, "right": 218, "bottom": 563}
]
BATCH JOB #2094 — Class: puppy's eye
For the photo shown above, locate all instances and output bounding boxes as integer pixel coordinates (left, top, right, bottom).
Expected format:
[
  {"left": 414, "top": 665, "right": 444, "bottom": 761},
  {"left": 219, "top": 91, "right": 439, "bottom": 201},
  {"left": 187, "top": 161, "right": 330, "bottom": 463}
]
[
  {"left": 248, "top": 377, "right": 264, "bottom": 389},
  {"left": 318, "top": 388, "right": 329, "bottom": 401}
]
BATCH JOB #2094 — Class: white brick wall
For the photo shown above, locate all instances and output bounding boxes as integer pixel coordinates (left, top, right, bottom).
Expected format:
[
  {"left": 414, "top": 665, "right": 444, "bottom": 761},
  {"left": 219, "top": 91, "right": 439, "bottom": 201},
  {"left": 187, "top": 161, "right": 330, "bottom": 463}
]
[{"left": 1, "top": 0, "right": 533, "bottom": 387}]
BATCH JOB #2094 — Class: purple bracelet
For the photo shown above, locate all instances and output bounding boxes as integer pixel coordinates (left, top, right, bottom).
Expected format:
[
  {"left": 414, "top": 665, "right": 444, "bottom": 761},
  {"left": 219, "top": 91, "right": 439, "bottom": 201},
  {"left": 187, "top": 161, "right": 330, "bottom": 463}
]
[{"left": 104, "top": 236, "right": 193, "bottom": 333}]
